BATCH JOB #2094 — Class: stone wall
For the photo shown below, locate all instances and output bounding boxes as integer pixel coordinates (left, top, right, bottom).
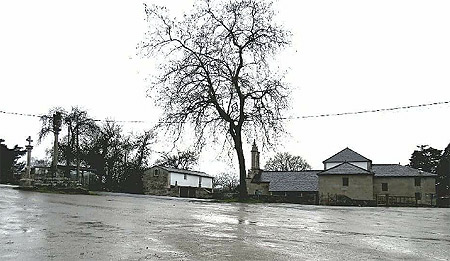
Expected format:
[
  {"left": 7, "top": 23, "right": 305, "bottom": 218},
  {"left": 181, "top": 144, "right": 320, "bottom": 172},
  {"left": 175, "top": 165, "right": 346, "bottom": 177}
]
[
  {"left": 319, "top": 174, "right": 374, "bottom": 201},
  {"left": 246, "top": 177, "right": 270, "bottom": 195},
  {"left": 373, "top": 176, "right": 436, "bottom": 205},
  {"left": 142, "top": 167, "right": 171, "bottom": 196}
]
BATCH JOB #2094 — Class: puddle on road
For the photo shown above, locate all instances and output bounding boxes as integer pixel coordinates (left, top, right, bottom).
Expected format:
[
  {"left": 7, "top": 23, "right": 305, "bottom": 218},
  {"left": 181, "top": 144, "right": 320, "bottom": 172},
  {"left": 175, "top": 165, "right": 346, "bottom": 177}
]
[{"left": 193, "top": 213, "right": 240, "bottom": 225}]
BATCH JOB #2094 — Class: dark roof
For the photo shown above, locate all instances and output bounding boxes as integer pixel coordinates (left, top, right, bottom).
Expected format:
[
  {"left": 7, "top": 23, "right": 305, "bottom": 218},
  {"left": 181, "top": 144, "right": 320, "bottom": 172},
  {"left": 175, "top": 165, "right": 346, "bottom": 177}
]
[
  {"left": 318, "top": 162, "right": 372, "bottom": 175},
  {"left": 323, "top": 148, "right": 371, "bottom": 163},
  {"left": 372, "top": 164, "right": 437, "bottom": 177},
  {"left": 156, "top": 166, "right": 213, "bottom": 178},
  {"left": 259, "top": 171, "right": 320, "bottom": 192}
]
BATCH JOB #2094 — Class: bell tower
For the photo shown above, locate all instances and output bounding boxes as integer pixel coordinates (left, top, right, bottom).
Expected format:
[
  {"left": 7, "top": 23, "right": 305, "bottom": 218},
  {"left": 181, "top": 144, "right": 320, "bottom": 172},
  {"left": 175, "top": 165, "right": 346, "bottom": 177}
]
[{"left": 248, "top": 140, "right": 261, "bottom": 178}]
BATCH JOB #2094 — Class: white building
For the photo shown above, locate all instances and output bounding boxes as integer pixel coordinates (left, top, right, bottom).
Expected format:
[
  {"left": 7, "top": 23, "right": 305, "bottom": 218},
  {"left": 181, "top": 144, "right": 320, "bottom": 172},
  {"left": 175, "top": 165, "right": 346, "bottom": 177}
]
[{"left": 142, "top": 166, "right": 213, "bottom": 198}]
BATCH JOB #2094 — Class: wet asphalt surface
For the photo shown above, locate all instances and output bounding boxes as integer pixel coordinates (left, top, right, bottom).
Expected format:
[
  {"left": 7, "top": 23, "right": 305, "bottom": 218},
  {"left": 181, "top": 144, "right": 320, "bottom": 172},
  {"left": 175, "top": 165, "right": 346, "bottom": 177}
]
[{"left": 0, "top": 185, "right": 449, "bottom": 260}]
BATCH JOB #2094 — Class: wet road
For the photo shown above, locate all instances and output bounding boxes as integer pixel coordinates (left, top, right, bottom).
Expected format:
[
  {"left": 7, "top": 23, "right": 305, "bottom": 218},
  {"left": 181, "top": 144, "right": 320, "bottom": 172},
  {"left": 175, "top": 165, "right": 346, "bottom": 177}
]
[{"left": 1, "top": 185, "right": 449, "bottom": 260}]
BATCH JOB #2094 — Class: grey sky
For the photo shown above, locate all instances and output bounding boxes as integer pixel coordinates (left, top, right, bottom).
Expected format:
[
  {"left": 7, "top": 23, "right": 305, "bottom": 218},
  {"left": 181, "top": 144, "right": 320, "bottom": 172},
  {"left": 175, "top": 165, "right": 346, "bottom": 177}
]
[{"left": 1, "top": 0, "right": 449, "bottom": 174}]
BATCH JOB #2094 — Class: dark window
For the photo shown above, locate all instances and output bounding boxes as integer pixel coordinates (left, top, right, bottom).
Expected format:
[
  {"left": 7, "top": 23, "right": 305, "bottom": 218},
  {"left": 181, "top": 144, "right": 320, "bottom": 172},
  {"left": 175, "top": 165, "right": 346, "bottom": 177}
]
[
  {"left": 382, "top": 183, "right": 388, "bottom": 191},
  {"left": 415, "top": 177, "right": 421, "bottom": 186},
  {"left": 415, "top": 192, "right": 422, "bottom": 200},
  {"left": 184, "top": 174, "right": 187, "bottom": 180},
  {"left": 342, "top": 177, "right": 349, "bottom": 186},
  {"left": 199, "top": 176, "right": 202, "bottom": 188},
  {"left": 154, "top": 169, "right": 159, "bottom": 177}
]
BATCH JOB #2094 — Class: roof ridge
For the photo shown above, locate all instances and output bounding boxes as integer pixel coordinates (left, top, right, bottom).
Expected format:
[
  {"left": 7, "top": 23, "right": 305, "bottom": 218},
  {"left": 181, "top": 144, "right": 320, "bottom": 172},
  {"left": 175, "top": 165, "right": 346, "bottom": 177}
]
[
  {"left": 262, "top": 170, "right": 321, "bottom": 173},
  {"left": 323, "top": 147, "right": 371, "bottom": 163},
  {"left": 319, "top": 162, "right": 371, "bottom": 175}
]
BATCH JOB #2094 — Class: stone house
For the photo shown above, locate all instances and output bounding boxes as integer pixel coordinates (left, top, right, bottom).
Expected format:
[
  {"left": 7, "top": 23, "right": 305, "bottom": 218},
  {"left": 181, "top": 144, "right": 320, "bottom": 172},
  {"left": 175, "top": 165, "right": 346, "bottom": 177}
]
[
  {"left": 142, "top": 166, "right": 213, "bottom": 198},
  {"left": 247, "top": 144, "right": 437, "bottom": 206}
]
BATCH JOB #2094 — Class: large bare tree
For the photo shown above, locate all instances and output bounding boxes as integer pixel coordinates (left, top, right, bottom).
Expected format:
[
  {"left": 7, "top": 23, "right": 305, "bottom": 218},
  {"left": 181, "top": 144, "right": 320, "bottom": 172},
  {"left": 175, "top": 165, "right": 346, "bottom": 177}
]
[
  {"left": 139, "top": 0, "right": 291, "bottom": 198},
  {"left": 264, "top": 152, "right": 311, "bottom": 172}
]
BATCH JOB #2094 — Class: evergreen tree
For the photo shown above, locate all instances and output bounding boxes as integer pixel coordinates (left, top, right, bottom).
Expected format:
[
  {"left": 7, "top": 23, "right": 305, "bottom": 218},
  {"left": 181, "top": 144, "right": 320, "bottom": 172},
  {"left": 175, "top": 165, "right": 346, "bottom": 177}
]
[
  {"left": 436, "top": 143, "right": 450, "bottom": 198},
  {"left": 408, "top": 145, "right": 442, "bottom": 173},
  {"left": 0, "top": 140, "right": 26, "bottom": 184}
]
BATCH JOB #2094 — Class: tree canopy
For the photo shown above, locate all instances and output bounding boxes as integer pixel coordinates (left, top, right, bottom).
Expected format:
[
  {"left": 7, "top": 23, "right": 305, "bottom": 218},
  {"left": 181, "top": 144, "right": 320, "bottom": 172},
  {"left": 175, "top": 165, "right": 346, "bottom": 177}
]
[
  {"left": 37, "top": 107, "right": 155, "bottom": 193},
  {"left": 408, "top": 145, "right": 442, "bottom": 174},
  {"left": 264, "top": 152, "right": 311, "bottom": 171},
  {"left": 436, "top": 143, "right": 450, "bottom": 198},
  {"left": 0, "top": 139, "right": 26, "bottom": 184},
  {"left": 140, "top": 0, "right": 291, "bottom": 198},
  {"left": 154, "top": 150, "right": 199, "bottom": 170},
  {"left": 213, "top": 172, "right": 239, "bottom": 192}
]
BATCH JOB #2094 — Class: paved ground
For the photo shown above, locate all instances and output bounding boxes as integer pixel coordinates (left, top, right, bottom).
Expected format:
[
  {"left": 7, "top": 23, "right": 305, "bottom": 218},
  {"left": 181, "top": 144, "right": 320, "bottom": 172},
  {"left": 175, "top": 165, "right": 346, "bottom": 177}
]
[{"left": 0, "top": 185, "right": 449, "bottom": 260}]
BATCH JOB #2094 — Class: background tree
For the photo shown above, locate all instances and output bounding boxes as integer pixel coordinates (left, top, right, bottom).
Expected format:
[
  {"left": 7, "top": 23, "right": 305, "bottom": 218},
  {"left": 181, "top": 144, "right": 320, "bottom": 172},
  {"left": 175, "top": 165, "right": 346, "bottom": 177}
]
[
  {"left": 140, "top": 0, "right": 291, "bottom": 198},
  {"left": 81, "top": 121, "right": 155, "bottom": 192},
  {"left": 57, "top": 107, "right": 99, "bottom": 179},
  {"left": 0, "top": 139, "right": 26, "bottom": 184},
  {"left": 154, "top": 150, "right": 199, "bottom": 170},
  {"left": 408, "top": 145, "right": 442, "bottom": 173},
  {"left": 213, "top": 172, "right": 239, "bottom": 192},
  {"left": 119, "top": 130, "right": 155, "bottom": 193},
  {"left": 264, "top": 152, "right": 311, "bottom": 171},
  {"left": 436, "top": 143, "right": 450, "bottom": 199}
]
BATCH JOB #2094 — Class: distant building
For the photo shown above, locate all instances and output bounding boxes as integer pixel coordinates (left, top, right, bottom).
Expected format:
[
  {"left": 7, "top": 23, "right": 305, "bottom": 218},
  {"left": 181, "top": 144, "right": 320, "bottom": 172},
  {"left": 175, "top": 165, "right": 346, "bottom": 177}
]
[
  {"left": 142, "top": 166, "right": 213, "bottom": 198},
  {"left": 247, "top": 144, "right": 437, "bottom": 206}
]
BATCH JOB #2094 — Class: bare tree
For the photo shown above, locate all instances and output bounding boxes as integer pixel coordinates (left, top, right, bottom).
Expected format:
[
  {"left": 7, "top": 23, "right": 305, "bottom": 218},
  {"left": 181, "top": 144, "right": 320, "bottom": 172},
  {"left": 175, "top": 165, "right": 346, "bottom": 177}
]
[
  {"left": 264, "top": 152, "right": 311, "bottom": 171},
  {"left": 213, "top": 172, "right": 239, "bottom": 192},
  {"left": 140, "top": 0, "right": 291, "bottom": 198},
  {"left": 155, "top": 150, "right": 199, "bottom": 170}
]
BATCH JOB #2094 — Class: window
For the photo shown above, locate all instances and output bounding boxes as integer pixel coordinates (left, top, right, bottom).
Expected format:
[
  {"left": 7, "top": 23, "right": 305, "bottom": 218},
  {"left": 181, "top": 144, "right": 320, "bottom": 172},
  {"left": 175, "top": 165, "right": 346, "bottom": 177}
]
[
  {"left": 154, "top": 169, "right": 159, "bottom": 177},
  {"left": 342, "top": 177, "right": 349, "bottom": 187},
  {"left": 415, "top": 192, "right": 422, "bottom": 200},
  {"left": 199, "top": 176, "right": 202, "bottom": 188},
  {"left": 415, "top": 177, "right": 421, "bottom": 186},
  {"left": 382, "top": 183, "right": 388, "bottom": 191},
  {"left": 184, "top": 174, "right": 187, "bottom": 180}
]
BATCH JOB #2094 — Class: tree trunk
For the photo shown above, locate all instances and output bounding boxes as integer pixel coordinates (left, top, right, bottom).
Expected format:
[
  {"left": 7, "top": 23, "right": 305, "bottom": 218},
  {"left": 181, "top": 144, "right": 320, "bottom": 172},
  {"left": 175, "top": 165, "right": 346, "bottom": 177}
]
[
  {"left": 76, "top": 121, "right": 80, "bottom": 185},
  {"left": 66, "top": 123, "right": 71, "bottom": 178},
  {"left": 233, "top": 131, "right": 248, "bottom": 199}
]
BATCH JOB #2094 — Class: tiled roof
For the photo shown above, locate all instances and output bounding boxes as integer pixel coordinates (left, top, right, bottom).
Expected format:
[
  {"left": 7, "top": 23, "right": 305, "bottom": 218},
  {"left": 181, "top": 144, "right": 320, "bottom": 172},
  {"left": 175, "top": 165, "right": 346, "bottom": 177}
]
[
  {"left": 259, "top": 171, "right": 320, "bottom": 192},
  {"left": 372, "top": 164, "right": 437, "bottom": 177},
  {"left": 158, "top": 166, "right": 213, "bottom": 178},
  {"left": 318, "top": 162, "right": 372, "bottom": 175},
  {"left": 323, "top": 148, "right": 371, "bottom": 163}
]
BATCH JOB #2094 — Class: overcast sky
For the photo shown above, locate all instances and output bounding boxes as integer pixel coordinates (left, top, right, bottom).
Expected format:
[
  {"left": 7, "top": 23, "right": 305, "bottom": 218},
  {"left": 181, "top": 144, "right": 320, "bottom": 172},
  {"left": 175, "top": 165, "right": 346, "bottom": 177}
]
[{"left": 1, "top": 0, "right": 449, "bottom": 174}]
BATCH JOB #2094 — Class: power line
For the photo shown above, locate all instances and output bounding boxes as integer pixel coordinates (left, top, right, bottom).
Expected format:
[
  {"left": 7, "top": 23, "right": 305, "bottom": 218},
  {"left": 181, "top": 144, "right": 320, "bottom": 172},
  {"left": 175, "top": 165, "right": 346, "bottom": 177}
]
[
  {"left": 279, "top": 100, "right": 450, "bottom": 120},
  {"left": 1, "top": 100, "right": 449, "bottom": 123},
  {"left": 0, "top": 110, "right": 145, "bottom": 124}
]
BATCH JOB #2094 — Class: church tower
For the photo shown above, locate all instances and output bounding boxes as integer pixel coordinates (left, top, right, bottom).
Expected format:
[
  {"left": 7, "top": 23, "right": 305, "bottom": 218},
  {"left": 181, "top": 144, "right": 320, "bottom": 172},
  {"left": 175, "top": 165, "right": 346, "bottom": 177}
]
[{"left": 248, "top": 140, "right": 261, "bottom": 178}]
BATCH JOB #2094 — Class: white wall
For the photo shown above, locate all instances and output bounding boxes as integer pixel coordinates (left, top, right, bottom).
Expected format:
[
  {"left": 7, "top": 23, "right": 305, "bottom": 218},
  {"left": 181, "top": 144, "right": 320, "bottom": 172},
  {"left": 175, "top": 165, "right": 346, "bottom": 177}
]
[
  {"left": 169, "top": 172, "right": 213, "bottom": 189},
  {"left": 325, "top": 161, "right": 369, "bottom": 170},
  {"left": 201, "top": 177, "right": 213, "bottom": 189}
]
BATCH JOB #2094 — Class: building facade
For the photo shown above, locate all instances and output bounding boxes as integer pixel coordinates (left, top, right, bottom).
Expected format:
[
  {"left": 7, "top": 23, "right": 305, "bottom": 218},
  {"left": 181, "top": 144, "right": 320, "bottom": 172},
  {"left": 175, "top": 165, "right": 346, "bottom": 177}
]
[
  {"left": 142, "top": 166, "right": 213, "bottom": 198},
  {"left": 247, "top": 145, "right": 437, "bottom": 206}
]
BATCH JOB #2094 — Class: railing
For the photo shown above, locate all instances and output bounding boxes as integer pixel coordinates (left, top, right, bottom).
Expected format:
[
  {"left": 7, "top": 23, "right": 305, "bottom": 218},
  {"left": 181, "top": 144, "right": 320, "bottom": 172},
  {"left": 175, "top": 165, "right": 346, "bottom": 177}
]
[{"left": 375, "top": 194, "right": 433, "bottom": 207}]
